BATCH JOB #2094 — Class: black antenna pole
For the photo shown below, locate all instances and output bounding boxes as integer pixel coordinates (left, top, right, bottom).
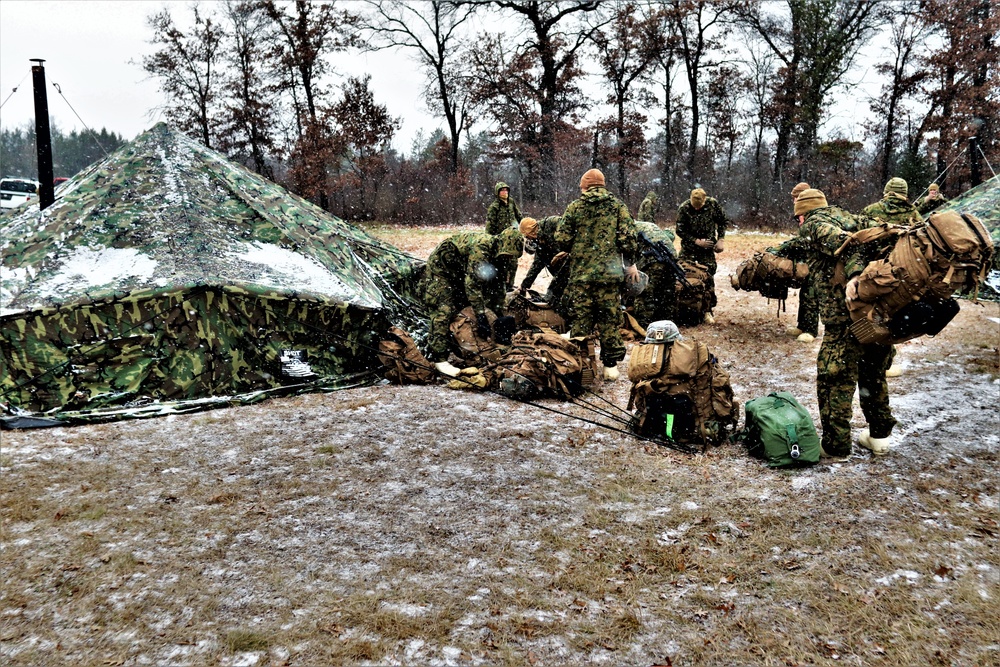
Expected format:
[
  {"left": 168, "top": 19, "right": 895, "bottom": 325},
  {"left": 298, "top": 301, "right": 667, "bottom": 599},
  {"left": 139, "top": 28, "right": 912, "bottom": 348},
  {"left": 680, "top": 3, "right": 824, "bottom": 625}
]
[{"left": 30, "top": 58, "right": 55, "bottom": 210}]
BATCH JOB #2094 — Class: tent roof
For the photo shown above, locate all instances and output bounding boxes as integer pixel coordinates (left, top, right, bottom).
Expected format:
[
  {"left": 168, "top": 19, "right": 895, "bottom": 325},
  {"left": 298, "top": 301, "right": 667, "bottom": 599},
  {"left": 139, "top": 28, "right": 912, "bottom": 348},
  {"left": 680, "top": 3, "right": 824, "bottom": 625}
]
[
  {"left": 1, "top": 123, "right": 420, "bottom": 317},
  {"left": 938, "top": 174, "right": 1000, "bottom": 235}
]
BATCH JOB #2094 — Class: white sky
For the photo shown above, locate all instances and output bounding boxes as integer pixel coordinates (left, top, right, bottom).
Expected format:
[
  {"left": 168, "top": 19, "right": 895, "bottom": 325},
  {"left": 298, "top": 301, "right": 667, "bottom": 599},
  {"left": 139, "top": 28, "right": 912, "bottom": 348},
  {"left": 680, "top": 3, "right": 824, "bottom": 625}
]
[{"left": 0, "top": 0, "right": 882, "bottom": 156}]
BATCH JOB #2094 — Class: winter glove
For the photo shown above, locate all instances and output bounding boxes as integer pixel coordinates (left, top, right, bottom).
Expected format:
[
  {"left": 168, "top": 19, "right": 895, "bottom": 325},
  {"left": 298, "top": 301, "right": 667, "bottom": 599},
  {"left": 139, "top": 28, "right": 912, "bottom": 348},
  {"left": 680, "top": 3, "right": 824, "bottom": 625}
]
[
  {"left": 694, "top": 238, "right": 715, "bottom": 249},
  {"left": 713, "top": 238, "right": 725, "bottom": 254},
  {"left": 475, "top": 312, "right": 492, "bottom": 340}
]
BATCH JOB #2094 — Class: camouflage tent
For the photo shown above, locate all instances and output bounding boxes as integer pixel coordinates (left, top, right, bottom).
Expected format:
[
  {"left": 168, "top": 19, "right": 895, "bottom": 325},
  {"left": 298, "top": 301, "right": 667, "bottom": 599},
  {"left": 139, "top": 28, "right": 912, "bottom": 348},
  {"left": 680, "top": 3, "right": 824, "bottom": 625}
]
[{"left": 0, "top": 124, "right": 425, "bottom": 426}]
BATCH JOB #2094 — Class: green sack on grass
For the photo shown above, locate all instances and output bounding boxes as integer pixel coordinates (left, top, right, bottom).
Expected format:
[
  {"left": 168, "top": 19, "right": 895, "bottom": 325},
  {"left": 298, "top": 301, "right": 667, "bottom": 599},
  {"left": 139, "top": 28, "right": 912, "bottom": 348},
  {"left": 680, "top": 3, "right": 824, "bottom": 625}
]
[{"left": 742, "top": 392, "right": 820, "bottom": 467}]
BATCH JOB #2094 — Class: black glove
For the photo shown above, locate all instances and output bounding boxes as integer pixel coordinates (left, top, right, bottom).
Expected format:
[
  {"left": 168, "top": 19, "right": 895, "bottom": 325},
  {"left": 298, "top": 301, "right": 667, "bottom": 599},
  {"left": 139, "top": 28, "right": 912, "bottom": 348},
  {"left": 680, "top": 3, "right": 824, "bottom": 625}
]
[{"left": 475, "top": 312, "right": 492, "bottom": 340}]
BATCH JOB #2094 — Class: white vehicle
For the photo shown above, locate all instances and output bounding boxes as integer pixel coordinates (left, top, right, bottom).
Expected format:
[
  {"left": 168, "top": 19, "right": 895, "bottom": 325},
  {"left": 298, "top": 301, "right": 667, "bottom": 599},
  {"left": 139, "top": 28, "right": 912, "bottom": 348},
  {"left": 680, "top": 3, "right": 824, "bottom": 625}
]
[{"left": 1, "top": 178, "right": 40, "bottom": 209}]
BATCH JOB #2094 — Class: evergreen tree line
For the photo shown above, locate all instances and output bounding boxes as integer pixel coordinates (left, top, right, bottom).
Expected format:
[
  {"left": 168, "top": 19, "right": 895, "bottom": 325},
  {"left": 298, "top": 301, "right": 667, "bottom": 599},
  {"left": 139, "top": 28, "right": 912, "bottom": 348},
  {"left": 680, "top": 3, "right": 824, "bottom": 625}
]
[{"left": 0, "top": 125, "right": 126, "bottom": 183}]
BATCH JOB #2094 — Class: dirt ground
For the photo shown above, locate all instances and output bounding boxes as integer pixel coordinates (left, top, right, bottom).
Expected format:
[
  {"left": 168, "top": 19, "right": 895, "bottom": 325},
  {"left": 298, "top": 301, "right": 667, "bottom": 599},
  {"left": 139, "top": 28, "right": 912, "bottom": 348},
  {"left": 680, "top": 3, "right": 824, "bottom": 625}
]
[{"left": 2, "top": 228, "right": 998, "bottom": 666}]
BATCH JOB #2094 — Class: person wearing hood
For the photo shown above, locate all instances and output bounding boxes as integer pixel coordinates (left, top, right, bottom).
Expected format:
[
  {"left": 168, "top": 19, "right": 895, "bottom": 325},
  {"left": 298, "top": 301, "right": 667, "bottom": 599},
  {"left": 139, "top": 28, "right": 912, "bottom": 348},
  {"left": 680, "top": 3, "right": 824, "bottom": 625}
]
[
  {"left": 793, "top": 188, "right": 897, "bottom": 459},
  {"left": 637, "top": 191, "right": 659, "bottom": 223},
  {"left": 555, "top": 168, "right": 640, "bottom": 381},
  {"left": 421, "top": 227, "right": 524, "bottom": 376},
  {"left": 675, "top": 187, "right": 729, "bottom": 323},
  {"left": 862, "top": 177, "right": 923, "bottom": 227},
  {"left": 486, "top": 181, "right": 523, "bottom": 235}
]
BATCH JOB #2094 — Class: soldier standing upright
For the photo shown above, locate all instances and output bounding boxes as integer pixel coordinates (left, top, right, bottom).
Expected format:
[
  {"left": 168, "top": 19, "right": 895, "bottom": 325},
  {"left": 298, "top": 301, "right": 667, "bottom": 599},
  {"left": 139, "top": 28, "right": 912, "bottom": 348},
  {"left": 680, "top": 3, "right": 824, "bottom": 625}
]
[
  {"left": 485, "top": 181, "right": 522, "bottom": 235},
  {"left": 675, "top": 188, "right": 728, "bottom": 323},
  {"left": 793, "top": 189, "right": 897, "bottom": 458},
  {"left": 862, "top": 177, "right": 924, "bottom": 227},
  {"left": 555, "top": 168, "right": 640, "bottom": 381},
  {"left": 637, "top": 191, "right": 659, "bottom": 222},
  {"left": 916, "top": 183, "right": 948, "bottom": 215},
  {"left": 773, "top": 182, "right": 820, "bottom": 343},
  {"left": 421, "top": 227, "right": 523, "bottom": 376}
]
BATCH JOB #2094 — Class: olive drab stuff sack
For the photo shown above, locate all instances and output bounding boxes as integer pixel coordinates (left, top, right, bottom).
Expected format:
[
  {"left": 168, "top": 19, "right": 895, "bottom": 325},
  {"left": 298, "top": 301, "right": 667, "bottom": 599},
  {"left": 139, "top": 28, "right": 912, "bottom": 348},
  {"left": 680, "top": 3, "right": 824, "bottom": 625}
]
[
  {"left": 450, "top": 307, "right": 501, "bottom": 364},
  {"left": 378, "top": 327, "right": 435, "bottom": 384},
  {"left": 492, "top": 328, "right": 599, "bottom": 400},
  {"left": 740, "top": 392, "right": 820, "bottom": 467},
  {"left": 844, "top": 212, "right": 995, "bottom": 345},
  {"left": 627, "top": 338, "right": 737, "bottom": 445},
  {"left": 674, "top": 260, "right": 714, "bottom": 327},
  {"left": 730, "top": 252, "right": 809, "bottom": 308}
]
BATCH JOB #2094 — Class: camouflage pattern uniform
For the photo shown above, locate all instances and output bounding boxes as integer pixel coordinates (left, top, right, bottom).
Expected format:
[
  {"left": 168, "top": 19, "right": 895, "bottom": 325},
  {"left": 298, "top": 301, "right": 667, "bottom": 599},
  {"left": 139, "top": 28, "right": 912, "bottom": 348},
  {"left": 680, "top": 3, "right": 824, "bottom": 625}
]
[
  {"left": 555, "top": 187, "right": 638, "bottom": 365},
  {"left": 637, "top": 191, "right": 658, "bottom": 222},
  {"left": 862, "top": 195, "right": 924, "bottom": 227},
  {"left": 520, "top": 215, "right": 569, "bottom": 309},
  {"left": 485, "top": 181, "right": 523, "bottom": 235},
  {"left": 797, "top": 205, "right": 897, "bottom": 456},
  {"left": 916, "top": 192, "right": 948, "bottom": 216},
  {"left": 771, "top": 236, "right": 820, "bottom": 337},
  {"left": 421, "top": 231, "right": 509, "bottom": 361},
  {"left": 632, "top": 220, "right": 678, "bottom": 326},
  {"left": 675, "top": 197, "right": 728, "bottom": 309}
]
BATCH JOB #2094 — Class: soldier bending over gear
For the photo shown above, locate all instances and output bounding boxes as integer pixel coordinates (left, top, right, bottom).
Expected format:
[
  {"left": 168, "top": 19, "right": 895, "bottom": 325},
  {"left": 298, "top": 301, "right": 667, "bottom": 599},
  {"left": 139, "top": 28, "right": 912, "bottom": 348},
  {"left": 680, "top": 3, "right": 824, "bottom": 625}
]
[
  {"left": 793, "top": 188, "right": 897, "bottom": 458},
  {"left": 675, "top": 187, "right": 728, "bottom": 323},
  {"left": 421, "top": 227, "right": 523, "bottom": 376},
  {"left": 517, "top": 215, "right": 570, "bottom": 312},
  {"left": 631, "top": 220, "right": 678, "bottom": 327},
  {"left": 555, "top": 168, "right": 640, "bottom": 382}
]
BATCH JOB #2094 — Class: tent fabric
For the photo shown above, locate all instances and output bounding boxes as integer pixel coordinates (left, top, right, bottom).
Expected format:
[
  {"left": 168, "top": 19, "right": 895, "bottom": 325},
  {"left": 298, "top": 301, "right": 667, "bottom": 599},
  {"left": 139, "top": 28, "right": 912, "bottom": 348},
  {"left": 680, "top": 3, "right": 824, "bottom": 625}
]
[{"left": 0, "top": 124, "right": 425, "bottom": 425}]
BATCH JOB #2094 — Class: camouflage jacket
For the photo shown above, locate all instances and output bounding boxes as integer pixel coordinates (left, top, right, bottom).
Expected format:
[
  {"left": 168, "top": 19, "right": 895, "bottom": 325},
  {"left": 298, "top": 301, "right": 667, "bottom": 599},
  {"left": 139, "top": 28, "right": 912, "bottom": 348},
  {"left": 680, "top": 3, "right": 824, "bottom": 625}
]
[
  {"left": 427, "top": 231, "right": 504, "bottom": 315},
  {"left": 637, "top": 193, "right": 658, "bottom": 222},
  {"left": 862, "top": 195, "right": 923, "bottom": 227},
  {"left": 797, "top": 206, "right": 868, "bottom": 329},
  {"left": 634, "top": 221, "right": 676, "bottom": 271},
  {"left": 555, "top": 187, "right": 638, "bottom": 286},
  {"left": 916, "top": 194, "right": 948, "bottom": 215},
  {"left": 485, "top": 194, "right": 523, "bottom": 236},
  {"left": 675, "top": 197, "right": 727, "bottom": 256},
  {"left": 521, "top": 215, "right": 561, "bottom": 290}
]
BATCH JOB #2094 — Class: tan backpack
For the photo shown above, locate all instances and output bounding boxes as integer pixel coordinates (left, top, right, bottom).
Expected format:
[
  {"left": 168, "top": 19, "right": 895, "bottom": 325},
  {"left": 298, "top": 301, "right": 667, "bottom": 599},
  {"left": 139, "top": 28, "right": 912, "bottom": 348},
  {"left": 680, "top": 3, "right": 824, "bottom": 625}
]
[
  {"left": 844, "top": 212, "right": 994, "bottom": 344},
  {"left": 506, "top": 291, "right": 569, "bottom": 333},
  {"left": 492, "top": 329, "right": 599, "bottom": 399},
  {"left": 674, "top": 260, "right": 714, "bottom": 326},
  {"left": 449, "top": 307, "right": 502, "bottom": 364},
  {"left": 628, "top": 338, "right": 738, "bottom": 445},
  {"left": 730, "top": 251, "right": 809, "bottom": 305},
  {"left": 378, "top": 326, "right": 436, "bottom": 384}
]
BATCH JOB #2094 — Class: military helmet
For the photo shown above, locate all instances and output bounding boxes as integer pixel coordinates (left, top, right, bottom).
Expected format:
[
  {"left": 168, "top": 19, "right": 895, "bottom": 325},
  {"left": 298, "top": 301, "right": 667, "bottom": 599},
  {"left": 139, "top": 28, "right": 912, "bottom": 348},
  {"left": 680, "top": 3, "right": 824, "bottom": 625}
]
[
  {"left": 644, "top": 320, "right": 682, "bottom": 344},
  {"left": 496, "top": 226, "right": 524, "bottom": 257}
]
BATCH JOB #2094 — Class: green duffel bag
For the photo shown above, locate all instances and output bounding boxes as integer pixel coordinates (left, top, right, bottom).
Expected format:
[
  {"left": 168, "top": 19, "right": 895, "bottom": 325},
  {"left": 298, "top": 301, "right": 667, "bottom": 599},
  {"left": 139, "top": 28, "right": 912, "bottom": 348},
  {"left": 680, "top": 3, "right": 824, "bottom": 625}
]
[{"left": 742, "top": 392, "right": 820, "bottom": 467}]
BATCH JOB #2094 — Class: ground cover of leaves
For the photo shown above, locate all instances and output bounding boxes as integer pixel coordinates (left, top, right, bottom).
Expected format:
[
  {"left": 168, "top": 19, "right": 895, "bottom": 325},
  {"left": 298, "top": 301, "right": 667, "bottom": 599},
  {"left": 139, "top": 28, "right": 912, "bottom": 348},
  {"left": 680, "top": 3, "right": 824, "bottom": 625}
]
[{"left": 2, "top": 228, "right": 998, "bottom": 667}]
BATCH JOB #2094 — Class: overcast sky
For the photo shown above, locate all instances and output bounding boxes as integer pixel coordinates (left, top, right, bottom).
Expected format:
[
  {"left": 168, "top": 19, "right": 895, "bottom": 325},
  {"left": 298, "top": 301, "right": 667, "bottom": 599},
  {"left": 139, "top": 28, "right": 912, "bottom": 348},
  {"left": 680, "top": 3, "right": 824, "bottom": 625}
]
[
  {"left": 1, "top": 0, "right": 882, "bottom": 157},
  {"left": 0, "top": 0, "right": 434, "bottom": 151}
]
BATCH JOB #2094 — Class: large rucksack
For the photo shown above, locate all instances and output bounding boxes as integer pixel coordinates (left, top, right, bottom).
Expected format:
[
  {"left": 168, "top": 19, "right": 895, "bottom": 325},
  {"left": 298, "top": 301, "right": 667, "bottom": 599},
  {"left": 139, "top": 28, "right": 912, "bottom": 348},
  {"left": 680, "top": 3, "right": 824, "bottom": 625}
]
[
  {"left": 730, "top": 251, "right": 809, "bottom": 307},
  {"left": 505, "top": 291, "right": 568, "bottom": 333},
  {"left": 844, "top": 212, "right": 994, "bottom": 345},
  {"left": 492, "top": 328, "right": 599, "bottom": 400},
  {"left": 449, "top": 307, "right": 502, "bottom": 364},
  {"left": 740, "top": 392, "right": 820, "bottom": 467},
  {"left": 674, "top": 260, "right": 713, "bottom": 327},
  {"left": 627, "top": 338, "right": 737, "bottom": 445},
  {"left": 378, "top": 326, "right": 436, "bottom": 384}
]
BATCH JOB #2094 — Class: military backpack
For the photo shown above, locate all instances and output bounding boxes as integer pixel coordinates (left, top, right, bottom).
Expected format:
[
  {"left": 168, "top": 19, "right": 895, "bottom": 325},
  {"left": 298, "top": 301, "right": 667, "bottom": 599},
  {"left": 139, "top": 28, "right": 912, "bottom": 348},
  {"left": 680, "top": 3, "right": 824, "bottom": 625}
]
[
  {"left": 506, "top": 290, "right": 568, "bottom": 333},
  {"left": 378, "top": 326, "right": 436, "bottom": 384},
  {"left": 449, "top": 307, "right": 502, "bottom": 364},
  {"left": 730, "top": 251, "right": 809, "bottom": 307},
  {"left": 627, "top": 338, "right": 737, "bottom": 445},
  {"left": 492, "top": 328, "right": 599, "bottom": 400},
  {"left": 674, "top": 260, "right": 713, "bottom": 327},
  {"left": 844, "top": 211, "right": 994, "bottom": 345}
]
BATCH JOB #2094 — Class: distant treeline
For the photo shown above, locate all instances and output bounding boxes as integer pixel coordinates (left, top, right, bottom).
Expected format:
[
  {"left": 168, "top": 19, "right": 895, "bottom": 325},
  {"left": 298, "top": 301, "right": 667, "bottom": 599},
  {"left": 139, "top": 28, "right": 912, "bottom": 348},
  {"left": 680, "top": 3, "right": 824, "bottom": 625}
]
[{"left": 0, "top": 125, "right": 126, "bottom": 182}]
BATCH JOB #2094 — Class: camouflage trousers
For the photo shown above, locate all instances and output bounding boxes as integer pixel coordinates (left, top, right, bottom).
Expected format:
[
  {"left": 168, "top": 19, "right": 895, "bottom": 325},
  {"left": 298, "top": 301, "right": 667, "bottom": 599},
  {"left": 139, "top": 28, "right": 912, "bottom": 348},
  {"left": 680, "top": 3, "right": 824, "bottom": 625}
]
[
  {"left": 816, "top": 326, "right": 897, "bottom": 456},
  {"left": 563, "top": 282, "right": 626, "bottom": 365},
  {"left": 631, "top": 263, "right": 677, "bottom": 328},
  {"left": 796, "top": 274, "right": 820, "bottom": 337},
  {"left": 421, "top": 273, "right": 468, "bottom": 362},
  {"left": 680, "top": 249, "right": 718, "bottom": 309}
]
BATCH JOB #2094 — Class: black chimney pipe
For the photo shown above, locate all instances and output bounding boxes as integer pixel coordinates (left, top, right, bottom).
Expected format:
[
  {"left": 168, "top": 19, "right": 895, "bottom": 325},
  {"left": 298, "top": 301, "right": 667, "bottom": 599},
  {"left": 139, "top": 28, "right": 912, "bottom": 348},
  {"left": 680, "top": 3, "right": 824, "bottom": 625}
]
[{"left": 30, "top": 58, "right": 55, "bottom": 210}]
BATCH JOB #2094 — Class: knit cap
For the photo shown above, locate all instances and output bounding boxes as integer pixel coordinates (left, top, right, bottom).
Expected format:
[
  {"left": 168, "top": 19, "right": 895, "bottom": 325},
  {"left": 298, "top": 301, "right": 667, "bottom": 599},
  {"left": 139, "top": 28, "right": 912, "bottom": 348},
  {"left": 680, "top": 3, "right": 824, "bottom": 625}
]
[
  {"left": 518, "top": 217, "right": 539, "bottom": 239},
  {"left": 791, "top": 182, "right": 811, "bottom": 199},
  {"left": 883, "top": 177, "right": 908, "bottom": 198},
  {"left": 794, "top": 189, "right": 828, "bottom": 216},
  {"left": 579, "top": 169, "right": 605, "bottom": 191}
]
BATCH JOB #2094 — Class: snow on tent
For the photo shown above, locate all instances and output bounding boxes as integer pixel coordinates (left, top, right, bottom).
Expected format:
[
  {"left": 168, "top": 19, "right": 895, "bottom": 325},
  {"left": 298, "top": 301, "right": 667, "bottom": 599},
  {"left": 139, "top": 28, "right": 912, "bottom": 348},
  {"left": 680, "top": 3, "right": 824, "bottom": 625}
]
[
  {"left": 0, "top": 123, "right": 425, "bottom": 427},
  {"left": 935, "top": 174, "right": 1000, "bottom": 295}
]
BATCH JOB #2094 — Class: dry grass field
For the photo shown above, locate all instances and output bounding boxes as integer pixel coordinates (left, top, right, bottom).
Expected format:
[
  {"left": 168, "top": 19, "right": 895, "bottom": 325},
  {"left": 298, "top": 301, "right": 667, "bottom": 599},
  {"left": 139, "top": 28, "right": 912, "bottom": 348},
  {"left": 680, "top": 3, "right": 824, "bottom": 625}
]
[{"left": 2, "top": 227, "right": 998, "bottom": 666}]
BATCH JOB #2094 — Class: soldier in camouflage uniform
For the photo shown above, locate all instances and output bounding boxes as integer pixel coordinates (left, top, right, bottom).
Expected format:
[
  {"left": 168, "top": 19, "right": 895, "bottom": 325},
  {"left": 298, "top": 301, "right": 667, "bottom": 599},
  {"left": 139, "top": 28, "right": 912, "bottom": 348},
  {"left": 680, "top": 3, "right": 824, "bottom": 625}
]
[
  {"left": 631, "top": 220, "right": 678, "bottom": 326},
  {"left": 555, "top": 168, "right": 640, "bottom": 381},
  {"left": 485, "top": 181, "right": 523, "bottom": 235},
  {"left": 862, "top": 177, "right": 924, "bottom": 227},
  {"left": 421, "top": 227, "right": 523, "bottom": 373},
  {"left": 637, "top": 191, "right": 658, "bottom": 222},
  {"left": 772, "top": 182, "right": 820, "bottom": 342},
  {"left": 675, "top": 188, "right": 728, "bottom": 321},
  {"left": 916, "top": 183, "right": 948, "bottom": 216},
  {"left": 793, "top": 189, "right": 897, "bottom": 457},
  {"left": 517, "top": 215, "right": 570, "bottom": 311}
]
